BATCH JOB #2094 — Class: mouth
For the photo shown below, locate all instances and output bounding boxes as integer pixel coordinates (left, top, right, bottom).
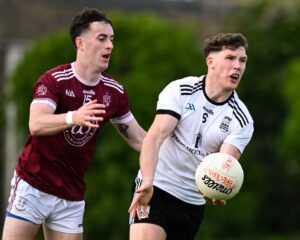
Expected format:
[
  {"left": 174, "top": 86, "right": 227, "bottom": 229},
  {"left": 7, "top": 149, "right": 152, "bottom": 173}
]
[
  {"left": 102, "top": 53, "right": 111, "bottom": 61},
  {"left": 230, "top": 73, "right": 240, "bottom": 81}
]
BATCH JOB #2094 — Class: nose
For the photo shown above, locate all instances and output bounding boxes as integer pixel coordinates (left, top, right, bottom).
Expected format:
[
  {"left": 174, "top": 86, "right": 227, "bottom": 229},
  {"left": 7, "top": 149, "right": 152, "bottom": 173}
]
[
  {"left": 233, "top": 60, "right": 242, "bottom": 70},
  {"left": 107, "top": 40, "right": 113, "bottom": 50}
]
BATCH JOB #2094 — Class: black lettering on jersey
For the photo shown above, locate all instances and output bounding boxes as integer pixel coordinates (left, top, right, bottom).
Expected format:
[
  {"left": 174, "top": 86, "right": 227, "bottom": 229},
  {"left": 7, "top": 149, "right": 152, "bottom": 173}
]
[{"left": 202, "top": 112, "right": 209, "bottom": 123}]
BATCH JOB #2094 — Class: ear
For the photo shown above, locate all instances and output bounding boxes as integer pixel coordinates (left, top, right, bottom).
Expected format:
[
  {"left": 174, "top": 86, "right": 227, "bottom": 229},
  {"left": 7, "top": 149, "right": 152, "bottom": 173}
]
[
  {"left": 206, "top": 55, "right": 214, "bottom": 69},
  {"left": 75, "top": 36, "right": 84, "bottom": 51}
]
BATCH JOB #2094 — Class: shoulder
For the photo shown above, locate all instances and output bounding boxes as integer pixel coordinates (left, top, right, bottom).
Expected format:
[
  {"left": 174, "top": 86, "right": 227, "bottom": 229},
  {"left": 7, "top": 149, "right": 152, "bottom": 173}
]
[
  {"left": 101, "top": 72, "right": 125, "bottom": 94},
  {"left": 163, "top": 75, "right": 204, "bottom": 94},
  {"left": 228, "top": 92, "right": 254, "bottom": 126},
  {"left": 39, "top": 63, "right": 72, "bottom": 83},
  {"left": 45, "top": 64, "right": 72, "bottom": 78}
]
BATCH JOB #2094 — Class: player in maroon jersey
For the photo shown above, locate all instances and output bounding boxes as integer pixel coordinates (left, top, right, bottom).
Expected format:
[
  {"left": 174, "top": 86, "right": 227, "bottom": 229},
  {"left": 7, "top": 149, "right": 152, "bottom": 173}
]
[{"left": 2, "top": 8, "right": 146, "bottom": 240}]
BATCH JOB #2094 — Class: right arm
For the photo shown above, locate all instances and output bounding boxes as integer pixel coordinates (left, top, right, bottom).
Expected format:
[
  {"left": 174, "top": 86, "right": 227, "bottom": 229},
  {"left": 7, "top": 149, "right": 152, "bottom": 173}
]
[
  {"left": 128, "top": 113, "right": 178, "bottom": 219},
  {"left": 29, "top": 99, "right": 106, "bottom": 136}
]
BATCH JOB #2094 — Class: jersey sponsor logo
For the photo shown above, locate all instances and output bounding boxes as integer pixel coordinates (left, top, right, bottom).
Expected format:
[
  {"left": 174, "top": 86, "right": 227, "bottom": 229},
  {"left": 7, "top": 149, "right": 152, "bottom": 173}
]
[
  {"left": 185, "top": 103, "right": 196, "bottom": 111},
  {"left": 172, "top": 133, "right": 209, "bottom": 157},
  {"left": 64, "top": 125, "right": 97, "bottom": 147},
  {"left": 65, "top": 89, "right": 75, "bottom": 98},
  {"left": 37, "top": 85, "right": 47, "bottom": 95},
  {"left": 219, "top": 116, "right": 232, "bottom": 132}
]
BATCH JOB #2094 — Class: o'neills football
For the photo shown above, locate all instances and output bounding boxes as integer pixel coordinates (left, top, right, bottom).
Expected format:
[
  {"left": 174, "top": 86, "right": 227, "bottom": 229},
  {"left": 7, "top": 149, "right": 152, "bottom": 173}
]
[{"left": 195, "top": 152, "right": 244, "bottom": 201}]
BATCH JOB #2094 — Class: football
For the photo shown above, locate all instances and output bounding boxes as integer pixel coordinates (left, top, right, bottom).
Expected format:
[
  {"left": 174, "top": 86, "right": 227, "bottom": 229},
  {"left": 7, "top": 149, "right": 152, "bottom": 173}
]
[{"left": 195, "top": 152, "right": 244, "bottom": 201}]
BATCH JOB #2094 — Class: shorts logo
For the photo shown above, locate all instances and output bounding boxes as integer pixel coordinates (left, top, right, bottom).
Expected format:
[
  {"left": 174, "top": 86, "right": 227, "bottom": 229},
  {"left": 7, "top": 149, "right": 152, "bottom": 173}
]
[{"left": 15, "top": 196, "right": 28, "bottom": 212}]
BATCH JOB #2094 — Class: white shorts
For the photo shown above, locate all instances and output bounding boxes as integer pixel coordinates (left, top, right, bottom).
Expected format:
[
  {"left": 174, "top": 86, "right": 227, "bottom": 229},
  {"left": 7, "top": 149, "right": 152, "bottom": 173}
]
[{"left": 6, "top": 172, "right": 85, "bottom": 234}]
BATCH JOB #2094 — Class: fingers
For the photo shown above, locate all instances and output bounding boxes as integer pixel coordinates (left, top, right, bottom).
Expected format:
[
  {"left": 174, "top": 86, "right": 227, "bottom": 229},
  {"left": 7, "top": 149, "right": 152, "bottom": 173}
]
[
  {"left": 129, "top": 203, "right": 150, "bottom": 222},
  {"left": 128, "top": 194, "right": 140, "bottom": 213},
  {"left": 73, "top": 100, "right": 107, "bottom": 127},
  {"left": 212, "top": 198, "right": 226, "bottom": 206},
  {"left": 203, "top": 195, "right": 226, "bottom": 206}
]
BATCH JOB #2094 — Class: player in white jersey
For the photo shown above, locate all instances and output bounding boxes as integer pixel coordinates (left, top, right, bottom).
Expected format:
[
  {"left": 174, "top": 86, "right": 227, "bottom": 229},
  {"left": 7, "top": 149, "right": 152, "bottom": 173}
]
[{"left": 129, "top": 33, "right": 254, "bottom": 240}]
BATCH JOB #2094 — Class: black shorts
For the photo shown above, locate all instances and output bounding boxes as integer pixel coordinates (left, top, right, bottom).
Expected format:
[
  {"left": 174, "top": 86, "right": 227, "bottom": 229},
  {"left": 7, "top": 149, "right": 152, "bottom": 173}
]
[{"left": 131, "top": 185, "right": 205, "bottom": 240}]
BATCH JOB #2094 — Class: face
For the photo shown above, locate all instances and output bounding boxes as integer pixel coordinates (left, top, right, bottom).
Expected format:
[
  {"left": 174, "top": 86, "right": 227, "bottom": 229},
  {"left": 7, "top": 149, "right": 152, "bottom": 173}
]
[
  {"left": 76, "top": 21, "right": 114, "bottom": 72},
  {"left": 207, "top": 46, "right": 247, "bottom": 91}
]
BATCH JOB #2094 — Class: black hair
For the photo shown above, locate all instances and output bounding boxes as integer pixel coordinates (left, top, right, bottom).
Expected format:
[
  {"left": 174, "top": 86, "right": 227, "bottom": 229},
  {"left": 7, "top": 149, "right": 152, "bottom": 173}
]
[
  {"left": 203, "top": 33, "right": 248, "bottom": 57},
  {"left": 69, "top": 8, "right": 113, "bottom": 48}
]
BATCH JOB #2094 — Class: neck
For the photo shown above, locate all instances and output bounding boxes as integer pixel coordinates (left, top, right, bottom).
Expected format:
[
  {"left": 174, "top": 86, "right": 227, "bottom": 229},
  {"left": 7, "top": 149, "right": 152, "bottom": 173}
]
[
  {"left": 204, "top": 75, "right": 233, "bottom": 103},
  {"left": 73, "top": 60, "right": 102, "bottom": 83}
]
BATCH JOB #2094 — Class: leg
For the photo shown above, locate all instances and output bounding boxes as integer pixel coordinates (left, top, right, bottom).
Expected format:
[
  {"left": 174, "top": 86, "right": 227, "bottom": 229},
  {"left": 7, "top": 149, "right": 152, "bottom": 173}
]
[
  {"left": 130, "top": 223, "right": 166, "bottom": 240},
  {"left": 2, "top": 216, "right": 40, "bottom": 240},
  {"left": 44, "top": 226, "right": 83, "bottom": 240}
]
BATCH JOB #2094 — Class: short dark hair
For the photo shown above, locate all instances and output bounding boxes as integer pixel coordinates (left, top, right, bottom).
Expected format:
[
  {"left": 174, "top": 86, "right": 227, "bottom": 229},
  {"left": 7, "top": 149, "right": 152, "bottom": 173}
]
[
  {"left": 203, "top": 33, "right": 248, "bottom": 57},
  {"left": 69, "top": 8, "right": 113, "bottom": 48}
]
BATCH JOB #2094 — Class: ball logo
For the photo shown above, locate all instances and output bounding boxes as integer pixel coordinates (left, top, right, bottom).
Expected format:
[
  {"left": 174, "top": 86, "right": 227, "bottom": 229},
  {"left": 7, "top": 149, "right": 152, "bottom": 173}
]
[
  {"left": 222, "top": 158, "right": 233, "bottom": 169},
  {"left": 206, "top": 168, "right": 235, "bottom": 188},
  {"left": 201, "top": 174, "right": 232, "bottom": 195}
]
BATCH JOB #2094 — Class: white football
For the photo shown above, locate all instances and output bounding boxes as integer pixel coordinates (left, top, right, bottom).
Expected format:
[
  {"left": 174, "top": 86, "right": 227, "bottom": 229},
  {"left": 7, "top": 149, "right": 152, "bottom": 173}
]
[{"left": 195, "top": 152, "right": 244, "bottom": 201}]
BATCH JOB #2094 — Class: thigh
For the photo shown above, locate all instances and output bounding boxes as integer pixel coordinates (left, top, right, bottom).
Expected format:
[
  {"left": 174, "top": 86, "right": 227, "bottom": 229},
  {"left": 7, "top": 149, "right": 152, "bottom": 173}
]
[
  {"left": 2, "top": 216, "right": 40, "bottom": 240},
  {"left": 6, "top": 173, "right": 47, "bottom": 224},
  {"left": 45, "top": 199, "right": 85, "bottom": 234},
  {"left": 44, "top": 226, "right": 83, "bottom": 240},
  {"left": 130, "top": 185, "right": 205, "bottom": 240},
  {"left": 130, "top": 223, "right": 166, "bottom": 240}
]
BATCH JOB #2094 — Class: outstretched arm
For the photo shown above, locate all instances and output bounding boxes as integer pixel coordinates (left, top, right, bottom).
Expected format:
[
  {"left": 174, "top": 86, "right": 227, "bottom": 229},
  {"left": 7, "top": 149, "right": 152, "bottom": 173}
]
[{"left": 128, "top": 113, "right": 178, "bottom": 220}]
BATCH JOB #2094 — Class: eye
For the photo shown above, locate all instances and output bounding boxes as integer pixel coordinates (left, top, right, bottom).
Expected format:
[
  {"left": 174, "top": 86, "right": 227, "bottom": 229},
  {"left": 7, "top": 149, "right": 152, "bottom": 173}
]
[
  {"left": 99, "top": 37, "right": 106, "bottom": 42},
  {"left": 226, "top": 56, "right": 234, "bottom": 60},
  {"left": 240, "top": 58, "right": 247, "bottom": 63}
]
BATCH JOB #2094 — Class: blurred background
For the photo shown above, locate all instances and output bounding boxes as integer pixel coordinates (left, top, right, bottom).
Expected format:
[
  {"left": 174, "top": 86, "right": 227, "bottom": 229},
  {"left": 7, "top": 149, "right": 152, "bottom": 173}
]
[{"left": 1, "top": 0, "right": 300, "bottom": 239}]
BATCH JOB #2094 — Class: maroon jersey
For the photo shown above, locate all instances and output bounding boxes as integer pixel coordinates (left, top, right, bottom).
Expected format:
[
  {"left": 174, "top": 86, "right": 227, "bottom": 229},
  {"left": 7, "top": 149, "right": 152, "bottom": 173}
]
[{"left": 16, "top": 63, "right": 133, "bottom": 201}]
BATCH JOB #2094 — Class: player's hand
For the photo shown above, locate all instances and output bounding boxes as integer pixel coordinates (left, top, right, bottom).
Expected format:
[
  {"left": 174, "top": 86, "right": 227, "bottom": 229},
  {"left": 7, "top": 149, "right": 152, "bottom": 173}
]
[
  {"left": 73, "top": 100, "right": 106, "bottom": 128},
  {"left": 128, "top": 181, "right": 153, "bottom": 222},
  {"left": 204, "top": 196, "right": 226, "bottom": 206}
]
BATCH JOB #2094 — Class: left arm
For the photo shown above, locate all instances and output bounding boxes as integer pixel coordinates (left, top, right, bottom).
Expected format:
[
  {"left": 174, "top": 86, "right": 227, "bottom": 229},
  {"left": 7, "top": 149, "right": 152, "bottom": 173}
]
[
  {"left": 219, "top": 142, "right": 241, "bottom": 160},
  {"left": 111, "top": 118, "right": 146, "bottom": 152}
]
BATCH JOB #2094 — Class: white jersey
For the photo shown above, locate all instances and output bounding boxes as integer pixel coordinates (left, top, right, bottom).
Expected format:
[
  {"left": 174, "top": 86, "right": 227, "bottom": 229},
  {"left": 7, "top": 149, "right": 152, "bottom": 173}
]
[{"left": 146, "top": 75, "right": 254, "bottom": 205}]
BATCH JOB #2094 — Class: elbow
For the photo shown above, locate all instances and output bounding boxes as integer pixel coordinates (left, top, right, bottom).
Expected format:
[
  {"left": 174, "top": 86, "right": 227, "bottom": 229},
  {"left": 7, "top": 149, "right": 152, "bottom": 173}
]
[{"left": 29, "top": 121, "right": 42, "bottom": 136}]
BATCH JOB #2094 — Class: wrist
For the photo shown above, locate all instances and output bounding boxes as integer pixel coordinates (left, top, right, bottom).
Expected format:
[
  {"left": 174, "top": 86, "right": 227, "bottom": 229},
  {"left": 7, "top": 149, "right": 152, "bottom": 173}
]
[{"left": 66, "top": 111, "right": 74, "bottom": 126}]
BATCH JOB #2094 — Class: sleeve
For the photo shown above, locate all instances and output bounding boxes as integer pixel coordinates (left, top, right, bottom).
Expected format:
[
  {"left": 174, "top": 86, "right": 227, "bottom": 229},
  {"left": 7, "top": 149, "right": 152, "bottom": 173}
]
[
  {"left": 156, "top": 80, "right": 182, "bottom": 120},
  {"left": 31, "top": 73, "right": 59, "bottom": 110},
  {"left": 224, "top": 122, "right": 254, "bottom": 153},
  {"left": 110, "top": 89, "right": 134, "bottom": 124}
]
